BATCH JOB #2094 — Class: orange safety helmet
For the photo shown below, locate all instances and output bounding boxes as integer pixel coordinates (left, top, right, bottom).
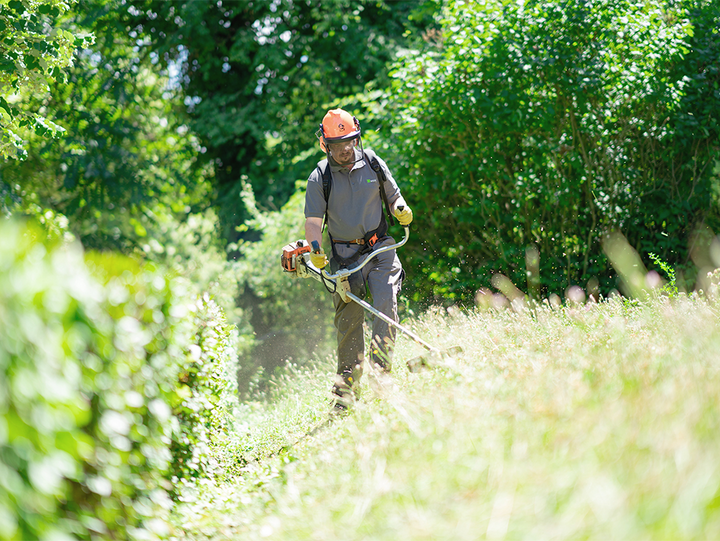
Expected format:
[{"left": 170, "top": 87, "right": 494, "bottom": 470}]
[{"left": 317, "top": 108, "right": 361, "bottom": 153}]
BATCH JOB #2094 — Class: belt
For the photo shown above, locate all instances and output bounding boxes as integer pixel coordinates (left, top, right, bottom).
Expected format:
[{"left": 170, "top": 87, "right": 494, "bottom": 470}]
[
  {"left": 333, "top": 231, "right": 384, "bottom": 248},
  {"left": 333, "top": 238, "right": 367, "bottom": 245},
  {"left": 332, "top": 232, "right": 382, "bottom": 248}
]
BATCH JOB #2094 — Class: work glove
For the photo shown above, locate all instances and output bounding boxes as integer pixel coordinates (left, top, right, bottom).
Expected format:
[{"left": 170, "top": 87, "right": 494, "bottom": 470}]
[
  {"left": 310, "top": 248, "right": 328, "bottom": 269},
  {"left": 394, "top": 205, "right": 413, "bottom": 226}
]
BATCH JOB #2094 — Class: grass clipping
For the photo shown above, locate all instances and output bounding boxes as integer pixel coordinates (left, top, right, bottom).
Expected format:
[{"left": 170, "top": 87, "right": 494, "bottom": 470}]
[{"left": 170, "top": 292, "right": 720, "bottom": 540}]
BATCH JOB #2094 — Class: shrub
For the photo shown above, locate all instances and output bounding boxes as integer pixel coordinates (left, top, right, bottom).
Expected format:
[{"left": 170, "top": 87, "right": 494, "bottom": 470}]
[
  {"left": 0, "top": 220, "right": 97, "bottom": 540},
  {"left": 0, "top": 218, "right": 242, "bottom": 539},
  {"left": 378, "top": 0, "right": 720, "bottom": 303},
  {"left": 0, "top": 219, "right": 184, "bottom": 539},
  {"left": 169, "top": 293, "right": 242, "bottom": 494}
]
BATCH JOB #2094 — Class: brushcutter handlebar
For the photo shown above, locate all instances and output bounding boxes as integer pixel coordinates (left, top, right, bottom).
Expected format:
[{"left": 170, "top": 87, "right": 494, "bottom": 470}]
[{"left": 318, "top": 225, "right": 409, "bottom": 281}]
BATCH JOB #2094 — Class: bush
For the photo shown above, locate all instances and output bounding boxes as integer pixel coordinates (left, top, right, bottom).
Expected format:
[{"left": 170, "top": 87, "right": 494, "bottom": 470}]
[
  {"left": 0, "top": 220, "right": 96, "bottom": 540},
  {"left": 378, "top": 0, "right": 720, "bottom": 303},
  {"left": 0, "top": 220, "right": 177, "bottom": 538},
  {"left": 140, "top": 208, "right": 248, "bottom": 329},
  {"left": 169, "top": 293, "right": 241, "bottom": 494},
  {"left": 0, "top": 218, "right": 242, "bottom": 539}
]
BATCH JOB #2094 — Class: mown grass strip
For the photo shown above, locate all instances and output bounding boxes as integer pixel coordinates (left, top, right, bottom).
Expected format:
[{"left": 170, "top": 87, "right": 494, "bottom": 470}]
[{"left": 170, "top": 296, "right": 720, "bottom": 540}]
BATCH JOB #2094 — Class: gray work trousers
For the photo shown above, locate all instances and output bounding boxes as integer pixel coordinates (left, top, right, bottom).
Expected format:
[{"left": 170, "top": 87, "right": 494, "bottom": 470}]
[{"left": 331, "top": 237, "right": 403, "bottom": 392}]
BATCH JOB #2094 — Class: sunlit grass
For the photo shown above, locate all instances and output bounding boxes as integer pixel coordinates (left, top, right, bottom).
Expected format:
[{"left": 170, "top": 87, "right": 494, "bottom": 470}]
[{"left": 169, "top": 294, "right": 720, "bottom": 540}]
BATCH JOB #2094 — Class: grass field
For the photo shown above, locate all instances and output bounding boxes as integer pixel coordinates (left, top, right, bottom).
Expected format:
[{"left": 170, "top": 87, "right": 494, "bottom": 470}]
[{"left": 168, "top": 294, "right": 720, "bottom": 540}]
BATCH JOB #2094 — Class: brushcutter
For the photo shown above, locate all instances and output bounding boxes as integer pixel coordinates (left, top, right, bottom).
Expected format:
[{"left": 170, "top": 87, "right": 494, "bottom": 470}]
[{"left": 280, "top": 224, "right": 462, "bottom": 370}]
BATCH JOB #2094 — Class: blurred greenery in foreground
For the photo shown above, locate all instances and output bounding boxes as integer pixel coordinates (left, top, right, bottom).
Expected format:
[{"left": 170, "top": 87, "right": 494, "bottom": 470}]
[
  {"left": 0, "top": 219, "right": 240, "bottom": 540},
  {"left": 168, "top": 279, "right": 720, "bottom": 540}
]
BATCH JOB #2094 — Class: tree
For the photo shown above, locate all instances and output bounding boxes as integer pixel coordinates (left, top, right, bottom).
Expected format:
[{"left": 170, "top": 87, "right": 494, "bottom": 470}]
[
  {"left": 0, "top": 0, "right": 91, "bottom": 159},
  {"left": 376, "top": 0, "right": 720, "bottom": 303},
  {"left": 1, "top": 0, "right": 212, "bottom": 252},
  {"left": 125, "top": 0, "right": 441, "bottom": 242}
]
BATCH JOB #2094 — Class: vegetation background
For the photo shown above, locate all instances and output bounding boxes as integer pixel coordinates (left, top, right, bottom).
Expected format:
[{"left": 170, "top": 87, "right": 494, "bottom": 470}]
[{"left": 1, "top": 0, "right": 720, "bottom": 538}]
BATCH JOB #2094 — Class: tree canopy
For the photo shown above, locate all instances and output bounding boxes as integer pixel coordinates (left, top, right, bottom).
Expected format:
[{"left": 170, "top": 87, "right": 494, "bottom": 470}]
[
  {"left": 374, "top": 0, "right": 720, "bottom": 302},
  {"left": 1, "top": 0, "right": 210, "bottom": 251},
  {"left": 125, "top": 0, "right": 440, "bottom": 241},
  {"left": 0, "top": 0, "right": 91, "bottom": 159}
]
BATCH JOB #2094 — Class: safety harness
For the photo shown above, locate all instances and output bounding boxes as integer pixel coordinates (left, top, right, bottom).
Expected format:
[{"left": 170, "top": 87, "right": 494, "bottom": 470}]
[{"left": 317, "top": 149, "right": 396, "bottom": 271}]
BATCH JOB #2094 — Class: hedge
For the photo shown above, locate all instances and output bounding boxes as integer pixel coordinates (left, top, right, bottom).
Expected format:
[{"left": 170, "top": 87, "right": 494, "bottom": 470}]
[
  {"left": 169, "top": 293, "right": 241, "bottom": 495},
  {"left": 0, "top": 219, "right": 240, "bottom": 540}
]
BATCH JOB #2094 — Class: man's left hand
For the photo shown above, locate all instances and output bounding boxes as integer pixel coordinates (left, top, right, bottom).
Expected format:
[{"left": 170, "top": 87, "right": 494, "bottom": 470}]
[{"left": 394, "top": 205, "right": 413, "bottom": 226}]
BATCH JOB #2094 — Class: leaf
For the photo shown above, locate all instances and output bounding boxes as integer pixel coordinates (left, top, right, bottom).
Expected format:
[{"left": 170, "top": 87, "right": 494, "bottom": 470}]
[
  {"left": 0, "top": 96, "right": 11, "bottom": 116},
  {"left": 34, "top": 123, "right": 49, "bottom": 137},
  {"left": 8, "top": 0, "right": 25, "bottom": 15},
  {"left": 25, "top": 55, "right": 40, "bottom": 71}
]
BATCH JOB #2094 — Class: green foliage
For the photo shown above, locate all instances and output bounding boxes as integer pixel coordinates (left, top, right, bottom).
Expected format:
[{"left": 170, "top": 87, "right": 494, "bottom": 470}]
[
  {"left": 0, "top": 220, "right": 181, "bottom": 539},
  {"left": 0, "top": 218, "right": 243, "bottom": 539},
  {"left": 648, "top": 251, "right": 679, "bottom": 296},
  {"left": 127, "top": 0, "right": 441, "bottom": 242},
  {"left": 140, "top": 208, "right": 247, "bottom": 328},
  {"left": 169, "top": 293, "right": 241, "bottom": 496},
  {"left": 76, "top": 252, "right": 191, "bottom": 540},
  {"left": 0, "top": 0, "right": 212, "bottom": 253},
  {"left": 376, "top": 0, "right": 720, "bottom": 304},
  {"left": 0, "top": 220, "right": 93, "bottom": 541},
  {"left": 86, "top": 251, "right": 245, "bottom": 508},
  {"left": 0, "top": 0, "right": 92, "bottom": 159}
]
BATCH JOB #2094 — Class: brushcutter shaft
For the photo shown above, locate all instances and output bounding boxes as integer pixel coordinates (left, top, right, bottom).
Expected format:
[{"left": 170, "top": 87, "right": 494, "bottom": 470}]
[
  {"left": 345, "top": 291, "right": 440, "bottom": 354},
  {"left": 293, "top": 227, "right": 462, "bottom": 362}
]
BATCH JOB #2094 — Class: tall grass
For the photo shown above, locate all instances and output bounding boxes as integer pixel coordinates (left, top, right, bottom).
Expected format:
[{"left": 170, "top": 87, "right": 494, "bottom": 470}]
[{"left": 169, "top": 294, "right": 720, "bottom": 540}]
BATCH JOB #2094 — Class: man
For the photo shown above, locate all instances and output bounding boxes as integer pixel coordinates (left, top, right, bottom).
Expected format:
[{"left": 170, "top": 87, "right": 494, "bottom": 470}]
[{"left": 304, "top": 108, "right": 413, "bottom": 411}]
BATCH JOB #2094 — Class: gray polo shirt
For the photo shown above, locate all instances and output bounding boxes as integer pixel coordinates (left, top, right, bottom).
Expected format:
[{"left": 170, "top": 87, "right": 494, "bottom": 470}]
[{"left": 304, "top": 149, "right": 402, "bottom": 242}]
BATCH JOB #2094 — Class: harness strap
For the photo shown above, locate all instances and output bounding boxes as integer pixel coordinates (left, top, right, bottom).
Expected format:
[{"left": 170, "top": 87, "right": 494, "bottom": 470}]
[
  {"left": 317, "top": 149, "right": 394, "bottom": 270},
  {"left": 332, "top": 233, "right": 381, "bottom": 246},
  {"left": 365, "top": 149, "right": 396, "bottom": 229},
  {"left": 319, "top": 160, "right": 333, "bottom": 232},
  {"left": 329, "top": 234, "right": 387, "bottom": 270},
  {"left": 316, "top": 149, "right": 395, "bottom": 233}
]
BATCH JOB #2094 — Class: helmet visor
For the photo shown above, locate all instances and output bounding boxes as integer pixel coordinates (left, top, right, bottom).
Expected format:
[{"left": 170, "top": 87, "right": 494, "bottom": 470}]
[{"left": 327, "top": 134, "right": 361, "bottom": 166}]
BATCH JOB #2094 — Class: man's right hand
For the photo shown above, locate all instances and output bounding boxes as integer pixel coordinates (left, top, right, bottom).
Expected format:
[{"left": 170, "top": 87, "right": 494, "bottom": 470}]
[{"left": 310, "top": 249, "right": 328, "bottom": 269}]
